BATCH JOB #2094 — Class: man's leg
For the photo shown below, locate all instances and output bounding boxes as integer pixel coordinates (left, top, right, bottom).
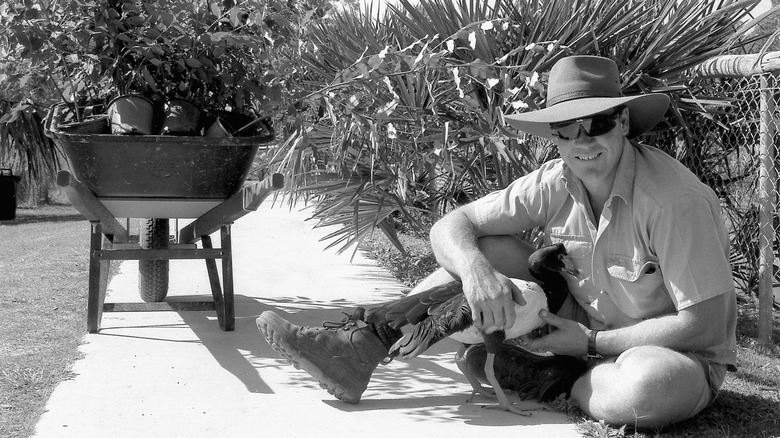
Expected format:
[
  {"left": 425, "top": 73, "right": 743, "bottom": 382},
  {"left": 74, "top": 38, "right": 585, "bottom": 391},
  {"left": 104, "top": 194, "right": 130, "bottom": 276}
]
[
  {"left": 571, "top": 346, "right": 715, "bottom": 429},
  {"left": 258, "top": 235, "right": 538, "bottom": 403},
  {"left": 408, "top": 235, "right": 536, "bottom": 295}
]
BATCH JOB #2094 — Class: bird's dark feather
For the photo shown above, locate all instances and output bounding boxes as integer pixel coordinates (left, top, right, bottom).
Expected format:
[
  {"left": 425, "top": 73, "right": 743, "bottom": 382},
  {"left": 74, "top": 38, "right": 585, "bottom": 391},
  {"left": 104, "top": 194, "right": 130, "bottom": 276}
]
[
  {"left": 367, "top": 281, "right": 464, "bottom": 329},
  {"left": 365, "top": 244, "right": 574, "bottom": 360},
  {"left": 527, "top": 243, "right": 572, "bottom": 315},
  {"left": 390, "top": 297, "right": 472, "bottom": 357}
]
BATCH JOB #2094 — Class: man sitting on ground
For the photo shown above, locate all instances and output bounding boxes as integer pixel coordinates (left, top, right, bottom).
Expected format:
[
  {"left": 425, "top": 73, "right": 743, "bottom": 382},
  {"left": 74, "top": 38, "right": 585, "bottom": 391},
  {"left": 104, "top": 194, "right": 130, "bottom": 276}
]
[{"left": 258, "top": 55, "right": 737, "bottom": 429}]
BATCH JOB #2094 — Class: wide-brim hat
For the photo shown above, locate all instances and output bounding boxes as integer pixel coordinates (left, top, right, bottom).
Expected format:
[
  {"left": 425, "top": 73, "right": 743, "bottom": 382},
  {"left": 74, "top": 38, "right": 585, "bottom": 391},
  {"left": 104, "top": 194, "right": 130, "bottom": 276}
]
[{"left": 506, "top": 56, "right": 670, "bottom": 140}]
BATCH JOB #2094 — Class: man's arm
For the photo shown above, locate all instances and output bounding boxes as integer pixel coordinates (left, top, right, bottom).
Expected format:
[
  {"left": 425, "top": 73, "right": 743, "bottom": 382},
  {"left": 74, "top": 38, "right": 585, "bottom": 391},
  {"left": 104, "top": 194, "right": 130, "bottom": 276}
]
[
  {"left": 429, "top": 204, "right": 522, "bottom": 333},
  {"left": 525, "top": 292, "right": 729, "bottom": 357}
]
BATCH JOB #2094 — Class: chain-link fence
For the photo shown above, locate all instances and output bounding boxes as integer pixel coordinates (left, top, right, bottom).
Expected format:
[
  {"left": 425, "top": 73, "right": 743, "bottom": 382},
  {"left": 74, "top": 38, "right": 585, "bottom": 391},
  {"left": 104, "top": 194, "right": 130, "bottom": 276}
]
[{"left": 681, "top": 66, "right": 780, "bottom": 344}]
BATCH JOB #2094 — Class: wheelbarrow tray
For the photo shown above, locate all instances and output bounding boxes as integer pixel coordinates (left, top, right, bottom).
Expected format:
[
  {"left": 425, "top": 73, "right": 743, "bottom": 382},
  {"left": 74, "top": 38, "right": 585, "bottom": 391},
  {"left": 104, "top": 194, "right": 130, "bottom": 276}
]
[
  {"left": 45, "top": 110, "right": 274, "bottom": 218},
  {"left": 51, "top": 133, "right": 263, "bottom": 199}
]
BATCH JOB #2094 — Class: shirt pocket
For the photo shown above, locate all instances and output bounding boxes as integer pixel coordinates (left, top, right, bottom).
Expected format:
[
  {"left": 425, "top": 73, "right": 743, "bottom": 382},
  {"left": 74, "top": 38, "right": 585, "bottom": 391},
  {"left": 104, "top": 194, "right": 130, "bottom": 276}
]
[{"left": 606, "top": 255, "right": 669, "bottom": 319}]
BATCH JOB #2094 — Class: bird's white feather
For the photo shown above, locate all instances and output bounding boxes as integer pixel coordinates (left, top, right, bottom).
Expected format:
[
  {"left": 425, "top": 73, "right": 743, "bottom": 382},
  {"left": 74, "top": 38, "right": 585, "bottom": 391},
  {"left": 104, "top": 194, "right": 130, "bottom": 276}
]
[{"left": 448, "top": 279, "right": 547, "bottom": 344}]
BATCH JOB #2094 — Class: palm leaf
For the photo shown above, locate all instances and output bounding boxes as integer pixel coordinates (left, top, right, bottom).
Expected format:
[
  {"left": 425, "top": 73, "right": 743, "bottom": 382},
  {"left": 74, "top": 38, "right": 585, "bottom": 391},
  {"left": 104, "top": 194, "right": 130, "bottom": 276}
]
[
  {"left": 270, "top": 0, "right": 771, "bottom": 254},
  {"left": 0, "top": 100, "right": 62, "bottom": 187}
]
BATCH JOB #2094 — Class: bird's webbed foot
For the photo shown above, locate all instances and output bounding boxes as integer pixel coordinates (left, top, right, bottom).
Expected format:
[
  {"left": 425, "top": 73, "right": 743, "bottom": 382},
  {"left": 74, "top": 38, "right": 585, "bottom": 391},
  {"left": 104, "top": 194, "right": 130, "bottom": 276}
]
[{"left": 480, "top": 388, "right": 535, "bottom": 416}]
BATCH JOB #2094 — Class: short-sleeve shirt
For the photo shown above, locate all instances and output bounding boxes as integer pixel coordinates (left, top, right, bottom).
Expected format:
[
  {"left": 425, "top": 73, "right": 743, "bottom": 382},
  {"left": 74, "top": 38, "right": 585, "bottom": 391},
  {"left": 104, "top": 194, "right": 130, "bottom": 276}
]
[{"left": 470, "top": 140, "right": 737, "bottom": 368}]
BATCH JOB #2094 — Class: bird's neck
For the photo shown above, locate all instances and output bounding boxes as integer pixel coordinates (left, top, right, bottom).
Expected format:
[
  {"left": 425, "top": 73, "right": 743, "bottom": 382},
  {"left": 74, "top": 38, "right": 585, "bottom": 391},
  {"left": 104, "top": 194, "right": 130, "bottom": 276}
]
[{"left": 543, "top": 273, "right": 570, "bottom": 314}]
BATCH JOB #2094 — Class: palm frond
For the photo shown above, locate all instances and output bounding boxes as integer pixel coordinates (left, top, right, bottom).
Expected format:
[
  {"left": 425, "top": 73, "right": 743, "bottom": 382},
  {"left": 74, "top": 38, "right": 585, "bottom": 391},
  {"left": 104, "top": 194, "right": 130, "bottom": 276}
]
[
  {"left": 269, "top": 0, "right": 772, "bottom": 254},
  {"left": 0, "top": 100, "right": 62, "bottom": 185}
]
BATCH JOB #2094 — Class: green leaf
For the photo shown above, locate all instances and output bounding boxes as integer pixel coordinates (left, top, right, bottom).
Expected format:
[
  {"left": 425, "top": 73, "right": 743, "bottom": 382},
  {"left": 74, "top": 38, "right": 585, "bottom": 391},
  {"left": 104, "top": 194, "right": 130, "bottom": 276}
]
[
  {"left": 229, "top": 7, "right": 242, "bottom": 27},
  {"left": 161, "top": 11, "right": 175, "bottom": 26},
  {"left": 185, "top": 58, "right": 202, "bottom": 68},
  {"left": 210, "top": 2, "right": 222, "bottom": 18}
]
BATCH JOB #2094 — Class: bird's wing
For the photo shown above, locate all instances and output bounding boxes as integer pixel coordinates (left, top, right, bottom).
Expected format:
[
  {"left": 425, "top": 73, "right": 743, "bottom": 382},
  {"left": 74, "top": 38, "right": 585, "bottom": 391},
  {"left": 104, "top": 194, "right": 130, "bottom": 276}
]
[
  {"left": 369, "top": 281, "right": 464, "bottom": 329},
  {"left": 390, "top": 296, "right": 472, "bottom": 359}
]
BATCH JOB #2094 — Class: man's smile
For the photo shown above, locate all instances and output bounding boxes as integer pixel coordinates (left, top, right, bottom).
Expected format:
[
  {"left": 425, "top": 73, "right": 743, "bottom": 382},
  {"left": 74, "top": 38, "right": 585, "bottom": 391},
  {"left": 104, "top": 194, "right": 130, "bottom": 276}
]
[{"left": 576, "top": 152, "right": 602, "bottom": 161}]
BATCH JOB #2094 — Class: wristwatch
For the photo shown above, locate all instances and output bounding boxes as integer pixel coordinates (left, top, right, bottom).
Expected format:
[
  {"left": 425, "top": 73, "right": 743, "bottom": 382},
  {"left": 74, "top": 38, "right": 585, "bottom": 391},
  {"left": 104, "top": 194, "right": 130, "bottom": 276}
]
[{"left": 587, "top": 329, "right": 603, "bottom": 360}]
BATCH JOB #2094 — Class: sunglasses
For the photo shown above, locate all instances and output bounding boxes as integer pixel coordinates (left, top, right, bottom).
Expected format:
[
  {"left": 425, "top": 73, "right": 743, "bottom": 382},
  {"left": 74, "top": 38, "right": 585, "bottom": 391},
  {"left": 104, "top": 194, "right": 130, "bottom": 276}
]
[{"left": 549, "top": 109, "right": 622, "bottom": 140}]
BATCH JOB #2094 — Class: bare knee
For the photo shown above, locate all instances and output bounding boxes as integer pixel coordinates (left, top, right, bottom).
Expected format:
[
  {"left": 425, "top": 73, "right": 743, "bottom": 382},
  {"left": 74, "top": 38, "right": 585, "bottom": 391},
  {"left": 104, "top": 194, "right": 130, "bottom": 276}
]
[
  {"left": 476, "top": 235, "right": 535, "bottom": 280},
  {"left": 571, "top": 346, "right": 709, "bottom": 429},
  {"left": 410, "top": 235, "right": 535, "bottom": 295}
]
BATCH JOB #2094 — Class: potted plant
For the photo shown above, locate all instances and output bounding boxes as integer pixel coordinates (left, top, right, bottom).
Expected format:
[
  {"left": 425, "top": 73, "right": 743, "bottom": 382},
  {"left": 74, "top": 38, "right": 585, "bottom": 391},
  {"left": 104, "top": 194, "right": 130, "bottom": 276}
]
[{"left": 108, "top": 1, "right": 277, "bottom": 136}]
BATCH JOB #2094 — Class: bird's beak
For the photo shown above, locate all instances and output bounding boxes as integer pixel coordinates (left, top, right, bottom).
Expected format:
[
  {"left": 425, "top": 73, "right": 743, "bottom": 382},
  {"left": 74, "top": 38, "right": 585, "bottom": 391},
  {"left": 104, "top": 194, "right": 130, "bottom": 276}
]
[{"left": 561, "top": 255, "right": 582, "bottom": 279}]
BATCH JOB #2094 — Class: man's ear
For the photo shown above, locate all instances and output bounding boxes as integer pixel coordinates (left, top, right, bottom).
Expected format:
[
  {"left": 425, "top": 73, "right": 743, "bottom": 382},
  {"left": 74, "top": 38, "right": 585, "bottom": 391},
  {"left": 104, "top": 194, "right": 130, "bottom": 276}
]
[{"left": 620, "top": 107, "right": 630, "bottom": 135}]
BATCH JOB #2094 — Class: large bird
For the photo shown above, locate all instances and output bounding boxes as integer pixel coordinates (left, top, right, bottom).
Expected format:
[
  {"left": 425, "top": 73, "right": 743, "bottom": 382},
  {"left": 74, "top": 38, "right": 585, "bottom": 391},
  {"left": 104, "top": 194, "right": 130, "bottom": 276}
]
[{"left": 363, "top": 243, "right": 579, "bottom": 414}]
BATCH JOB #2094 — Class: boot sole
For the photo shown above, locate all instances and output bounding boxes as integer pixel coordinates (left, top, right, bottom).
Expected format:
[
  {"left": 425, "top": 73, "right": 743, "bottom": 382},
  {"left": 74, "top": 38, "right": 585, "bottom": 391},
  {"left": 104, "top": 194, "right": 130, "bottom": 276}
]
[{"left": 257, "top": 312, "right": 361, "bottom": 404}]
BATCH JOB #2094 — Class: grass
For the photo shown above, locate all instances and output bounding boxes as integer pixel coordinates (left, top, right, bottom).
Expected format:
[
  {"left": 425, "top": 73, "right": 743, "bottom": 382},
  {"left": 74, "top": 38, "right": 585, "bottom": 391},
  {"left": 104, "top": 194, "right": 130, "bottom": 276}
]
[
  {"left": 0, "top": 205, "right": 91, "bottom": 438},
  {"left": 360, "top": 230, "right": 780, "bottom": 438}
]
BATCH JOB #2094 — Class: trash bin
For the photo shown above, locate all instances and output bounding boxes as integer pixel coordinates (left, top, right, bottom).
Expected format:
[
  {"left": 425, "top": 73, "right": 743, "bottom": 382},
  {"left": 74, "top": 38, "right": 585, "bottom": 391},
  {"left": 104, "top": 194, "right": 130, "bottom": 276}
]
[{"left": 0, "top": 169, "right": 21, "bottom": 221}]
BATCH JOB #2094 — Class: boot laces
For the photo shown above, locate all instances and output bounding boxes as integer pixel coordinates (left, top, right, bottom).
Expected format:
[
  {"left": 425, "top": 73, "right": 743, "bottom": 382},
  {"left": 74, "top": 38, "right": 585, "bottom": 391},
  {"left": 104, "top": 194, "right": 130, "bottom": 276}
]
[
  {"left": 322, "top": 308, "right": 365, "bottom": 330},
  {"left": 321, "top": 308, "right": 395, "bottom": 365}
]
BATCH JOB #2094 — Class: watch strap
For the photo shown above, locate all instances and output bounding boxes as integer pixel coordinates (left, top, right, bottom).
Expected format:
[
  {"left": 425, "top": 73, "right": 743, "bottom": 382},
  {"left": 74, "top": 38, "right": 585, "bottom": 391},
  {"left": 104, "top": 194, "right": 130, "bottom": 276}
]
[{"left": 587, "top": 329, "right": 602, "bottom": 359}]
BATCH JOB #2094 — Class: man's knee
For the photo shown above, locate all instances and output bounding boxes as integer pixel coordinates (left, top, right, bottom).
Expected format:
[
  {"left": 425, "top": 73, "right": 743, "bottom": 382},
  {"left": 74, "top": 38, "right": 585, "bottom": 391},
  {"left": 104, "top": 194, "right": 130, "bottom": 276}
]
[
  {"left": 409, "top": 235, "right": 535, "bottom": 295},
  {"left": 571, "top": 346, "right": 710, "bottom": 429},
  {"left": 476, "top": 235, "right": 535, "bottom": 281}
]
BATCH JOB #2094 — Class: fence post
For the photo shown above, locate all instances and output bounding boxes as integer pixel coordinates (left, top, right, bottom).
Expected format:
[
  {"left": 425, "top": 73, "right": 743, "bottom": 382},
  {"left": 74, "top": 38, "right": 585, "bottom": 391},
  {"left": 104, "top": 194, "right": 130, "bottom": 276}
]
[{"left": 758, "top": 73, "right": 775, "bottom": 345}]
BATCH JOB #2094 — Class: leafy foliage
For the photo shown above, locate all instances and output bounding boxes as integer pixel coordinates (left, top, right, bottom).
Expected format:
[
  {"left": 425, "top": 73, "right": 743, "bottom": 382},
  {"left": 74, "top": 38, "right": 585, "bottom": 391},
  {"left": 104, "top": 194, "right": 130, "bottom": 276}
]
[
  {"left": 269, "top": 0, "right": 772, "bottom": 254},
  {"left": 0, "top": 0, "right": 332, "bottom": 193},
  {"left": 1, "top": 0, "right": 332, "bottom": 113}
]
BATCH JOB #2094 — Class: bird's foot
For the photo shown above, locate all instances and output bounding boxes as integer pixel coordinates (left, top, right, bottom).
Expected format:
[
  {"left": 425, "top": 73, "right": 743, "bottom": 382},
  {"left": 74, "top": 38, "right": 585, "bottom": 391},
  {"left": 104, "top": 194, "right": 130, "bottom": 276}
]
[
  {"left": 463, "top": 383, "right": 496, "bottom": 402},
  {"left": 465, "top": 387, "right": 496, "bottom": 403},
  {"left": 479, "top": 389, "right": 534, "bottom": 416}
]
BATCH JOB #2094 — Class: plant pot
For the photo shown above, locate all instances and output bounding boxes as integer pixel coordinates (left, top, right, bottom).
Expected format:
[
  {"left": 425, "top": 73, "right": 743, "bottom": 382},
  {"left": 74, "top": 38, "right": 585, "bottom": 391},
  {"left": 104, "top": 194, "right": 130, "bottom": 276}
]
[
  {"left": 107, "top": 95, "right": 154, "bottom": 135},
  {"left": 205, "top": 117, "right": 232, "bottom": 138},
  {"left": 162, "top": 99, "right": 201, "bottom": 136},
  {"left": 56, "top": 115, "right": 109, "bottom": 134},
  {"left": 50, "top": 102, "right": 106, "bottom": 130},
  {"left": 214, "top": 110, "right": 254, "bottom": 136}
]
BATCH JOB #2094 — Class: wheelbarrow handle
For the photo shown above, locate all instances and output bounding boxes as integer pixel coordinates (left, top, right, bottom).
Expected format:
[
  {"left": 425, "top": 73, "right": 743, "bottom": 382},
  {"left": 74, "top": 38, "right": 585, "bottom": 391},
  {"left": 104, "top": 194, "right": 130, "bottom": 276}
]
[{"left": 179, "top": 172, "right": 283, "bottom": 244}]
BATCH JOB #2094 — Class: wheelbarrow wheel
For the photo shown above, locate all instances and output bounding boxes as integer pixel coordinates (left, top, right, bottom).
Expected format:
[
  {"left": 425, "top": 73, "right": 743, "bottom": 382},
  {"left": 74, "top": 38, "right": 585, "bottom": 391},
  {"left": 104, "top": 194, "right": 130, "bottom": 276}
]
[{"left": 139, "top": 218, "right": 169, "bottom": 302}]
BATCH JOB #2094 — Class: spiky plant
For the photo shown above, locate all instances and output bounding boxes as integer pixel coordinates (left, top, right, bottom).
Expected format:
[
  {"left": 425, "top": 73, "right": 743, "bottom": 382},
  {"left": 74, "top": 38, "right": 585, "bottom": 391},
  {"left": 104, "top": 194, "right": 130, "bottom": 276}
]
[
  {"left": 268, "top": 0, "right": 771, "bottom": 255},
  {"left": 0, "top": 99, "right": 62, "bottom": 202}
]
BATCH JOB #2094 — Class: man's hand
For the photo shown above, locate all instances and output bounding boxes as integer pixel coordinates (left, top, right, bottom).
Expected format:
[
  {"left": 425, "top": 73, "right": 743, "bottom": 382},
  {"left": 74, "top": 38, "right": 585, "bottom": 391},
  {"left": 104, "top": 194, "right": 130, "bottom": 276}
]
[
  {"left": 525, "top": 310, "right": 589, "bottom": 356},
  {"left": 461, "top": 264, "right": 525, "bottom": 333}
]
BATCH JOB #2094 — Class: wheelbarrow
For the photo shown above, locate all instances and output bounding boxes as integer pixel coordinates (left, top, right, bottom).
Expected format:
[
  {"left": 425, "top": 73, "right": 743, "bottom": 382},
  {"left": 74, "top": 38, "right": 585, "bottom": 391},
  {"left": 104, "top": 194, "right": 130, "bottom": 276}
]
[{"left": 45, "top": 106, "right": 281, "bottom": 333}]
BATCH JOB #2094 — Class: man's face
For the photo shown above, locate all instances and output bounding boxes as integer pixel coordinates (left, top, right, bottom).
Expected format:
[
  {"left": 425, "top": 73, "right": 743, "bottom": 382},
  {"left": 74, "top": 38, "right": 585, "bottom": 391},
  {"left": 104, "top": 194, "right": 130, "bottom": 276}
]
[{"left": 551, "top": 107, "right": 629, "bottom": 192}]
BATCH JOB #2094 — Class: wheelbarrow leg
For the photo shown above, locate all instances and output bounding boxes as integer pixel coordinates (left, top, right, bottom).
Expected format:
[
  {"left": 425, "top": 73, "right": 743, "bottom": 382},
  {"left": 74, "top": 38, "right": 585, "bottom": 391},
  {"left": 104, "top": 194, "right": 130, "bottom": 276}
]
[
  {"left": 202, "top": 224, "right": 234, "bottom": 331},
  {"left": 221, "top": 224, "right": 235, "bottom": 331},
  {"left": 87, "top": 222, "right": 111, "bottom": 333}
]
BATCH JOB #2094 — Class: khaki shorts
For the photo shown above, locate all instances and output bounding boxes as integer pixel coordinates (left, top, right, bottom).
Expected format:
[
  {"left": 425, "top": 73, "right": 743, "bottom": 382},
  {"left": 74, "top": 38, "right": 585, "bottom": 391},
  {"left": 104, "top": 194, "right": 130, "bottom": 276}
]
[
  {"left": 580, "top": 350, "right": 728, "bottom": 420},
  {"left": 556, "top": 296, "right": 728, "bottom": 418},
  {"left": 685, "top": 352, "right": 728, "bottom": 418}
]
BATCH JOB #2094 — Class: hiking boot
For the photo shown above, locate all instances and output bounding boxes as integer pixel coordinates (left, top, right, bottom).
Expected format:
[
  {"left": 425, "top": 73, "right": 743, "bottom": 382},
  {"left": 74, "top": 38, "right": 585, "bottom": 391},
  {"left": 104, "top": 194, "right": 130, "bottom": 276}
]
[
  {"left": 455, "top": 343, "right": 587, "bottom": 402},
  {"left": 257, "top": 310, "right": 390, "bottom": 403}
]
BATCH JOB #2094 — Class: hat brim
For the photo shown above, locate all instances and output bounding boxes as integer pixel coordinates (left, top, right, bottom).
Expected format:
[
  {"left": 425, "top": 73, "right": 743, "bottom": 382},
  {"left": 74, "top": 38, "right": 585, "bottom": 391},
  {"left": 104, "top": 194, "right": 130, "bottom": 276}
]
[{"left": 505, "top": 94, "right": 670, "bottom": 140}]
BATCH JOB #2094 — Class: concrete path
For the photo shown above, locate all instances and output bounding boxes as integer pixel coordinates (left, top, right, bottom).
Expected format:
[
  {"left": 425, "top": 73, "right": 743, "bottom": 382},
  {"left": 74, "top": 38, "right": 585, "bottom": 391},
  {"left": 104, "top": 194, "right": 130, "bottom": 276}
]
[{"left": 32, "top": 200, "right": 582, "bottom": 438}]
